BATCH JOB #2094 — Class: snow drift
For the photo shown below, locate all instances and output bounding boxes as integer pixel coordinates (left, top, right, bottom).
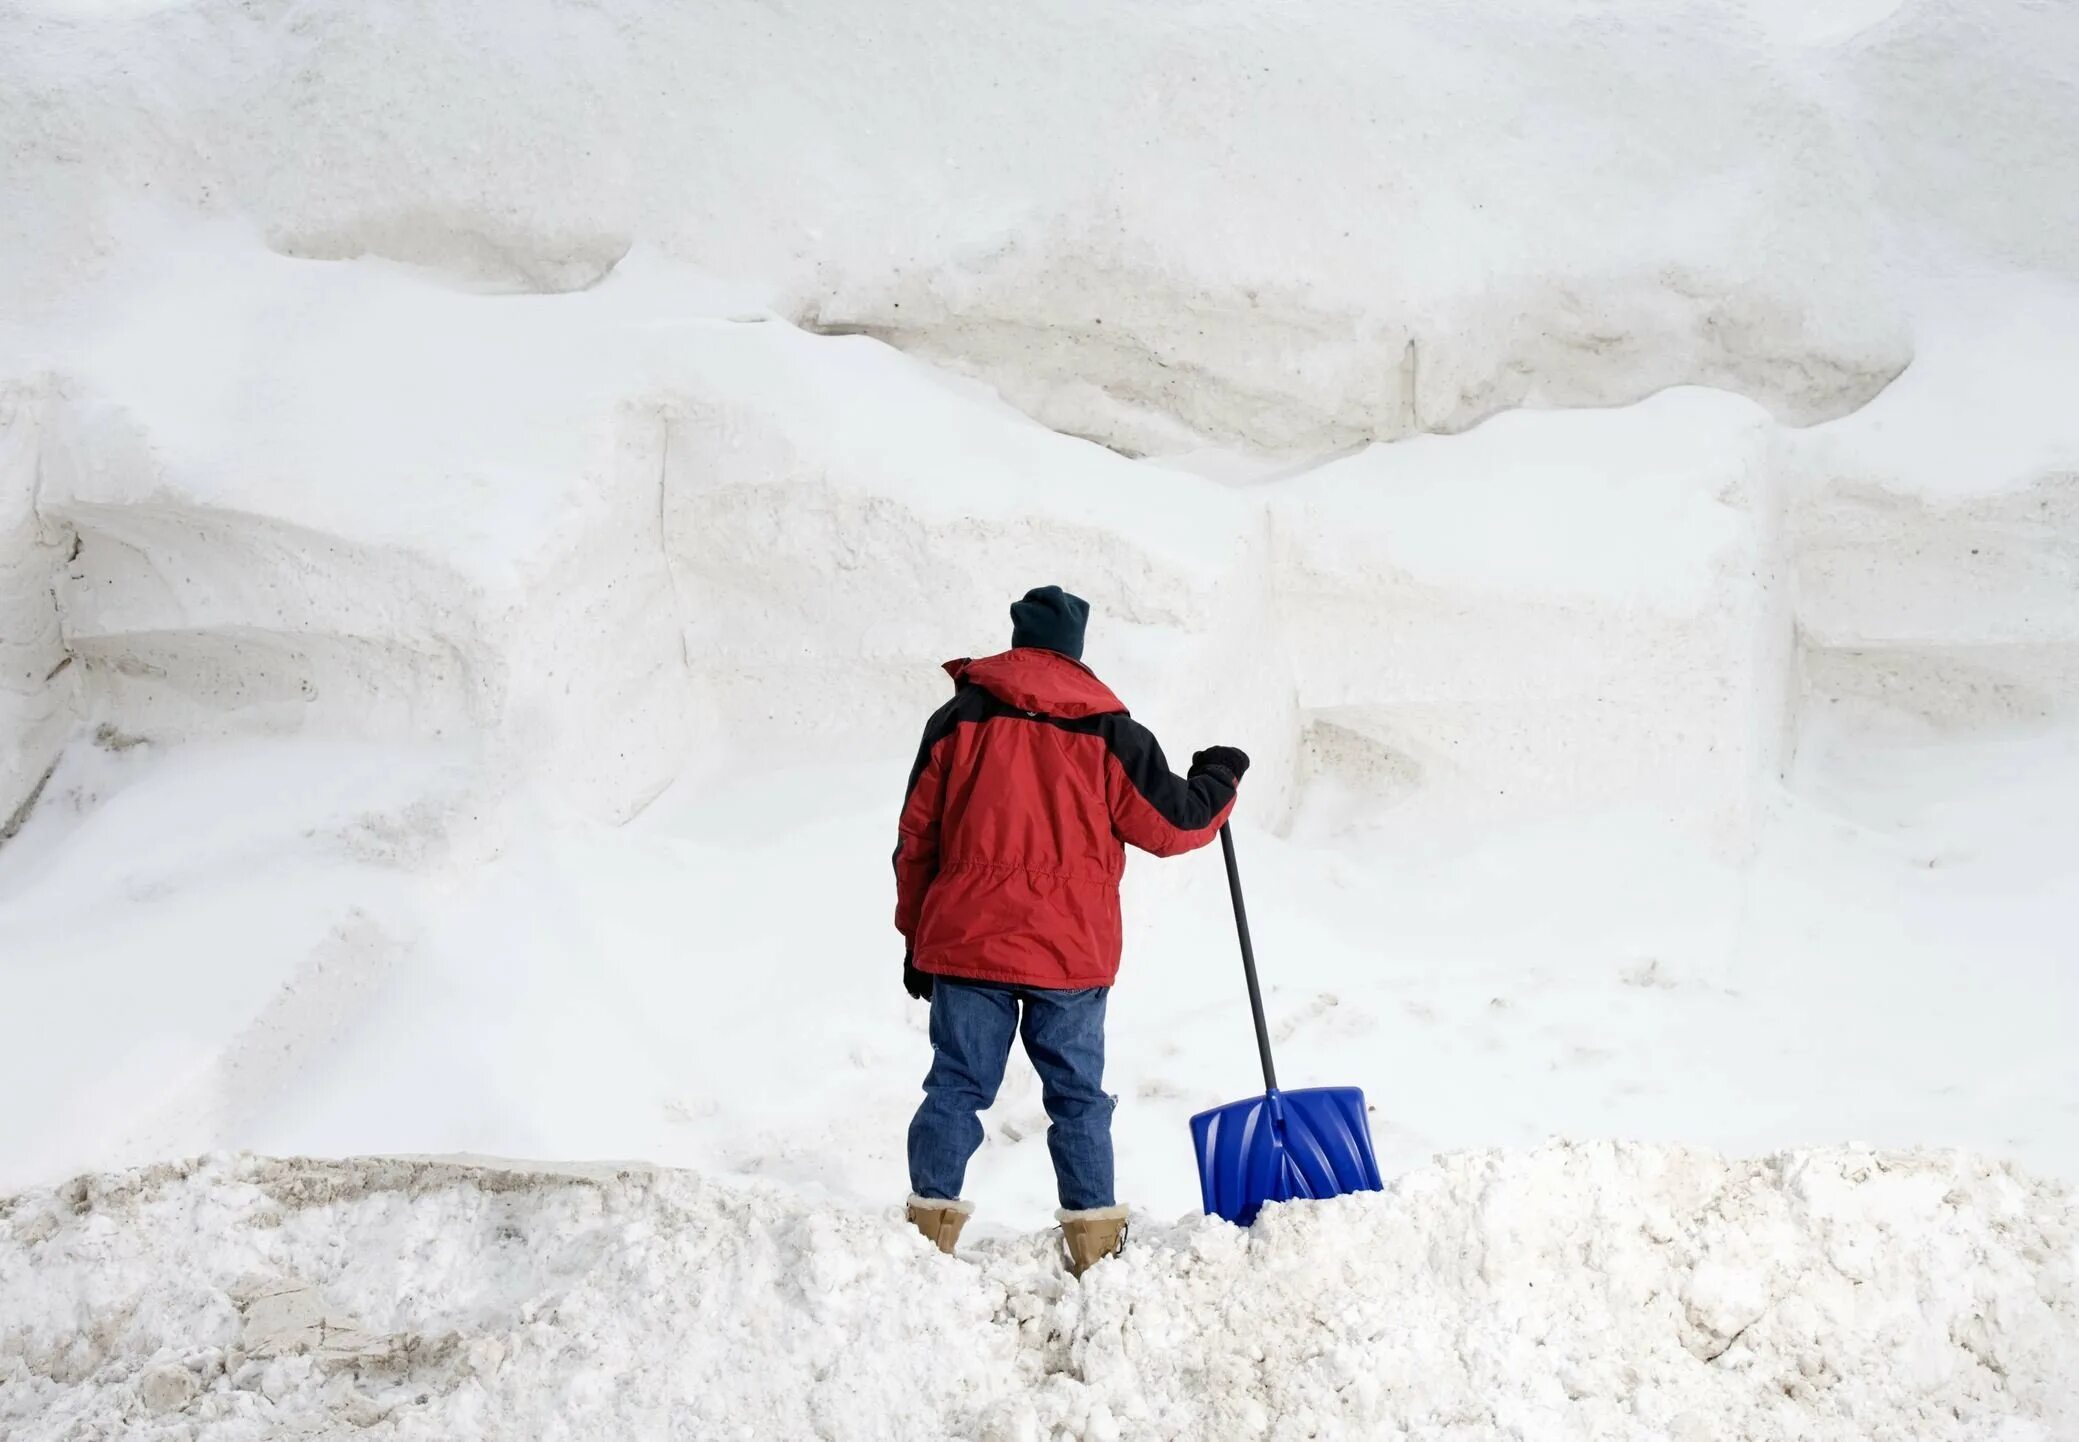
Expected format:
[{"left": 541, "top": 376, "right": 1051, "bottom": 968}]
[{"left": 4, "top": 1145, "right": 2075, "bottom": 1441}]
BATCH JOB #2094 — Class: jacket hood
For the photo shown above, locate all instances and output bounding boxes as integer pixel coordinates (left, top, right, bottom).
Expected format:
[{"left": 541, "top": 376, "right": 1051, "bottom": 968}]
[{"left": 944, "top": 649, "right": 1127, "bottom": 720}]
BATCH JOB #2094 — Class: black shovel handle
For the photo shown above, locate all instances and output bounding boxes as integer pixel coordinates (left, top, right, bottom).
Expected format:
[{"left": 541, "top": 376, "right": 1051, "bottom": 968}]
[{"left": 1218, "top": 824, "right": 1278, "bottom": 1092}]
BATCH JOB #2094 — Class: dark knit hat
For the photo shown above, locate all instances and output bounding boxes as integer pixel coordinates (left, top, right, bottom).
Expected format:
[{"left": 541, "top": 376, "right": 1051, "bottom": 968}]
[{"left": 1009, "top": 585, "right": 1090, "bottom": 661}]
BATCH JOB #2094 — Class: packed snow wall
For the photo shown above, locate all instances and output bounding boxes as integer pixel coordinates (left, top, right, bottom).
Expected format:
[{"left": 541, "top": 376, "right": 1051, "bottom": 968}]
[
  {"left": 1, "top": 0, "right": 1939, "bottom": 445},
  {"left": 0, "top": 387, "right": 75, "bottom": 837},
  {"left": 1, "top": 0, "right": 2076, "bottom": 844},
  {"left": 1785, "top": 282, "right": 2079, "bottom": 762}
]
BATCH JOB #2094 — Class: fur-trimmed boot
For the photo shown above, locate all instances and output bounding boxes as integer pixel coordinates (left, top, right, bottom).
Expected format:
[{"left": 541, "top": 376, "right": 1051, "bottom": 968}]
[
  {"left": 906, "top": 1195, "right": 974, "bottom": 1255},
  {"left": 1057, "top": 1205, "right": 1130, "bottom": 1277}
]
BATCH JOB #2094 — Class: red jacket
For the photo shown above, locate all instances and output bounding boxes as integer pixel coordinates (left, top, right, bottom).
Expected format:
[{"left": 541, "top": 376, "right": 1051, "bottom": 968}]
[{"left": 895, "top": 648, "right": 1238, "bottom": 988}]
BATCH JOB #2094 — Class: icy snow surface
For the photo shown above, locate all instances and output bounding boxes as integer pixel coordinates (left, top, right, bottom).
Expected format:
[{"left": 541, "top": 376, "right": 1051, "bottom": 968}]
[
  {"left": 5, "top": 0, "right": 2079, "bottom": 1436},
  {"left": 3, "top": 1147, "right": 2076, "bottom": 1441}
]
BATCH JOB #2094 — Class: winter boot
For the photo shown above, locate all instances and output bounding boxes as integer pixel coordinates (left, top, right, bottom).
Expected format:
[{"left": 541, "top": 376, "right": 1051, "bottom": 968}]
[
  {"left": 1057, "top": 1205, "right": 1129, "bottom": 1277},
  {"left": 906, "top": 1195, "right": 973, "bottom": 1255}
]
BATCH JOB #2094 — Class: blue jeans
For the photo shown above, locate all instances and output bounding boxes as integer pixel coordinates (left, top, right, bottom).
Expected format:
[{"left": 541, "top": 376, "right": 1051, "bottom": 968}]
[{"left": 908, "top": 978, "right": 1115, "bottom": 1211}]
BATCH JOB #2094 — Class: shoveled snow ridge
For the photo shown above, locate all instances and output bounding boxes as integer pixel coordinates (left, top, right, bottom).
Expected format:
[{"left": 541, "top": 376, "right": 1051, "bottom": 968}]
[{"left": 4, "top": 1144, "right": 2074, "bottom": 1441}]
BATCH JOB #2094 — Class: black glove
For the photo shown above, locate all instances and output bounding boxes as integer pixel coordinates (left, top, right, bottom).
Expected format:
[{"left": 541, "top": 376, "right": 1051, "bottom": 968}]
[
  {"left": 1189, "top": 746, "right": 1250, "bottom": 786},
  {"left": 903, "top": 950, "right": 933, "bottom": 1002}
]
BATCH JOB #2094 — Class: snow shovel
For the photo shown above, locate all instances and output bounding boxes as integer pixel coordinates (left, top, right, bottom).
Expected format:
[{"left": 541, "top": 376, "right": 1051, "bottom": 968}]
[{"left": 1189, "top": 824, "right": 1384, "bottom": 1226}]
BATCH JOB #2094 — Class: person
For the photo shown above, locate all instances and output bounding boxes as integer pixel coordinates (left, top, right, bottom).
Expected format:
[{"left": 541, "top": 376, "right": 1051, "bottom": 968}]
[{"left": 894, "top": 585, "right": 1250, "bottom": 1275}]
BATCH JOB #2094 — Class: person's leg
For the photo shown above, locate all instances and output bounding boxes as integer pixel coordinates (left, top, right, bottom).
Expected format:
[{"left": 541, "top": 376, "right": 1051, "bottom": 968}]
[
  {"left": 907, "top": 979, "right": 1020, "bottom": 1205},
  {"left": 1017, "top": 986, "right": 1116, "bottom": 1211}
]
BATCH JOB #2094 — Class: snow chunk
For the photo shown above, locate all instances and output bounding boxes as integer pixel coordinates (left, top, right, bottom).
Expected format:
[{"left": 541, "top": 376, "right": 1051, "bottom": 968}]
[{"left": 2, "top": 1145, "right": 2074, "bottom": 1439}]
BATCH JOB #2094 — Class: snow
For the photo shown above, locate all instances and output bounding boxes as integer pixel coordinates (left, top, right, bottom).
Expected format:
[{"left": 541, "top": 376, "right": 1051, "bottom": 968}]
[
  {"left": 6, "top": 722, "right": 2075, "bottom": 1228},
  {"left": 0, "top": 0, "right": 1941, "bottom": 454},
  {"left": 4, "top": 0, "right": 2079, "bottom": 1435},
  {"left": 3, "top": 1146, "right": 2074, "bottom": 1440},
  {"left": 0, "top": 389, "right": 73, "bottom": 830},
  {"left": 1796, "top": 278, "right": 2079, "bottom": 507},
  {"left": 1272, "top": 387, "right": 1789, "bottom": 847}
]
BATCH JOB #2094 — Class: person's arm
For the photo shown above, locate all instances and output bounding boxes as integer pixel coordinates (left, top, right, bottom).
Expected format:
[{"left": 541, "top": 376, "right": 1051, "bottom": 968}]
[
  {"left": 894, "top": 698, "right": 957, "bottom": 940},
  {"left": 1102, "top": 720, "right": 1247, "bottom": 857}
]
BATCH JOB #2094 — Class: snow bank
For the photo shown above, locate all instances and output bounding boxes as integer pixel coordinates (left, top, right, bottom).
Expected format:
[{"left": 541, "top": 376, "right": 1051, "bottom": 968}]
[
  {"left": 1272, "top": 388, "right": 1789, "bottom": 848},
  {"left": 23, "top": 232, "right": 712, "bottom": 823},
  {"left": 0, "top": 0, "right": 1965, "bottom": 454},
  {"left": 653, "top": 305, "right": 1283, "bottom": 775},
  {"left": 3, "top": 1145, "right": 2074, "bottom": 1440},
  {"left": 19, "top": 231, "right": 2074, "bottom": 849},
  {"left": 2, "top": 0, "right": 2075, "bottom": 832},
  {"left": 8, "top": 228, "right": 1283, "bottom": 821}
]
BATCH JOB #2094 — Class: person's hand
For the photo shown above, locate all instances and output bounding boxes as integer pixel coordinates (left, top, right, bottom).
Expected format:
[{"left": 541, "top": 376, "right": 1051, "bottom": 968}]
[
  {"left": 1189, "top": 746, "right": 1250, "bottom": 786},
  {"left": 904, "top": 950, "right": 933, "bottom": 1002}
]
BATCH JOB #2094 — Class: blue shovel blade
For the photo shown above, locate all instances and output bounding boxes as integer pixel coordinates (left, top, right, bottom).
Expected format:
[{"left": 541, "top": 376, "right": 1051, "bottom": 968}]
[{"left": 1189, "top": 1086, "right": 1384, "bottom": 1226}]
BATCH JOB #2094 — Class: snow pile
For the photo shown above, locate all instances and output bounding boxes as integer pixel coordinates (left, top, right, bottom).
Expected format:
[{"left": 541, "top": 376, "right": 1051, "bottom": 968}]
[
  {"left": 17, "top": 233, "right": 727, "bottom": 824},
  {"left": 12, "top": 230, "right": 2074, "bottom": 851},
  {"left": 0, "top": 0, "right": 1969, "bottom": 454},
  {"left": 2, "top": 0, "right": 2077, "bottom": 840},
  {"left": 4, "top": 1145, "right": 2075, "bottom": 1440},
  {"left": 1, "top": 226, "right": 1275, "bottom": 827}
]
